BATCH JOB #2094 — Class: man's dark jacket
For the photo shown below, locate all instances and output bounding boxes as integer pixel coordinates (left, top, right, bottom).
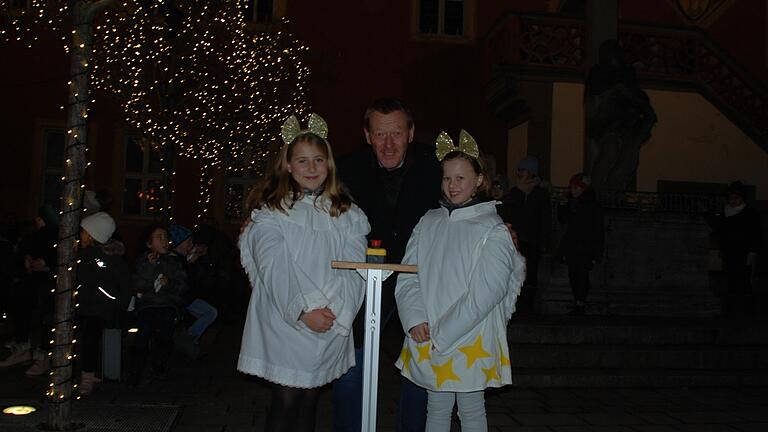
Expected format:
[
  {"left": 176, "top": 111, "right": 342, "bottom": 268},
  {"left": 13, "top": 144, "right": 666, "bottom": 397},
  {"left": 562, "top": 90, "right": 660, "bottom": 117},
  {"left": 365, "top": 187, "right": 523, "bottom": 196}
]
[{"left": 337, "top": 142, "right": 442, "bottom": 346}]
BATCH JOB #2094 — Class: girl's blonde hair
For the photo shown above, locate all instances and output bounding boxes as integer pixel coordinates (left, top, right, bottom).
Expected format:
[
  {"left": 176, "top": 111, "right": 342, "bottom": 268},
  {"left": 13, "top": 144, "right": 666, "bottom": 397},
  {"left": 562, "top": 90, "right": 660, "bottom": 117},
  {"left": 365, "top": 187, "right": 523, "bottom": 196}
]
[{"left": 245, "top": 133, "right": 352, "bottom": 217}]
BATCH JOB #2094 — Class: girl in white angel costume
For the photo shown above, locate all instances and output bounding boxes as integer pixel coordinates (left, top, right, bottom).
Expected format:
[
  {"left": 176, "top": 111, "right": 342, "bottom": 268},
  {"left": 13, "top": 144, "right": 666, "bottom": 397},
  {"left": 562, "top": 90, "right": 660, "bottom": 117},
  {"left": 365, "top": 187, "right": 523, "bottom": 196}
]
[
  {"left": 395, "top": 130, "right": 525, "bottom": 431},
  {"left": 238, "top": 114, "right": 369, "bottom": 432}
]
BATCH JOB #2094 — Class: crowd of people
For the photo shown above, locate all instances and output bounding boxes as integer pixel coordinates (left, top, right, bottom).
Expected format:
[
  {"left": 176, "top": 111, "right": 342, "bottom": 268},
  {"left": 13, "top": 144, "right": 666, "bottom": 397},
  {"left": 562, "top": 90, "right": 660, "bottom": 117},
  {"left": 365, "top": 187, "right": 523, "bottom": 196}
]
[
  {"left": 0, "top": 191, "right": 239, "bottom": 393},
  {"left": 0, "top": 97, "right": 761, "bottom": 432}
]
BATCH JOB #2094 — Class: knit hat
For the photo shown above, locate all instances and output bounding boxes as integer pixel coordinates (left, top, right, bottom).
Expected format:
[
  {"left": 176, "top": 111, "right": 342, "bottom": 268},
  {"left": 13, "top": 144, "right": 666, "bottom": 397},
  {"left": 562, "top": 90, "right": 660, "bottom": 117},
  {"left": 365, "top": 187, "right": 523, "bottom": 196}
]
[
  {"left": 569, "top": 173, "right": 592, "bottom": 190},
  {"left": 80, "top": 211, "right": 116, "bottom": 244},
  {"left": 38, "top": 204, "right": 60, "bottom": 227},
  {"left": 168, "top": 225, "right": 192, "bottom": 247},
  {"left": 516, "top": 156, "right": 539, "bottom": 176}
]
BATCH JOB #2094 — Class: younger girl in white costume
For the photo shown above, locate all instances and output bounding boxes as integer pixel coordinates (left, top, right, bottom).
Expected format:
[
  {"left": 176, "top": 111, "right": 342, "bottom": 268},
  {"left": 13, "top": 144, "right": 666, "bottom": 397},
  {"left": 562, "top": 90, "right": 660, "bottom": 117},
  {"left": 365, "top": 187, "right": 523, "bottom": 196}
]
[
  {"left": 395, "top": 130, "right": 525, "bottom": 431},
  {"left": 238, "top": 114, "right": 369, "bottom": 432}
]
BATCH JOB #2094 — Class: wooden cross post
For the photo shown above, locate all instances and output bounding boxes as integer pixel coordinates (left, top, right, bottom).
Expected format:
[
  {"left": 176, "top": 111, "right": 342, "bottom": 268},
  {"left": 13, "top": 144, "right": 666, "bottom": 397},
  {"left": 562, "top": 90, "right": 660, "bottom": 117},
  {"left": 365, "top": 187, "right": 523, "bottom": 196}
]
[{"left": 331, "top": 261, "right": 417, "bottom": 432}]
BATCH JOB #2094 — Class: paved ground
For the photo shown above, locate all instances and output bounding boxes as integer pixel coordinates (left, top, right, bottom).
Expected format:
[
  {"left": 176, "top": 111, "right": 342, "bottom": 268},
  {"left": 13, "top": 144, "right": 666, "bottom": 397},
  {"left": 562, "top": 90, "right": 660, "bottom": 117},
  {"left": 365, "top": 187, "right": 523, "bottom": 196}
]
[{"left": 1, "top": 317, "right": 767, "bottom": 431}]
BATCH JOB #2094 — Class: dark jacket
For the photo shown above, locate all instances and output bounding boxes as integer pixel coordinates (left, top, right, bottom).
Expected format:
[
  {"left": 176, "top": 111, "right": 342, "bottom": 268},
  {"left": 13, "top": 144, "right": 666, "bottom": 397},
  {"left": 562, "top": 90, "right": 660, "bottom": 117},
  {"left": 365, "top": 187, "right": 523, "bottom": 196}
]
[
  {"left": 75, "top": 240, "right": 131, "bottom": 326},
  {"left": 133, "top": 251, "right": 187, "bottom": 312},
  {"left": 338, "top": 143, "right": 442, "bottom": 264},
  {"left": 19, "top": 224, "right": 58, "bottom": 271},
  {"left": 557, "top": 192, "right": 605, "bottom": 261},
  {"left": 337, "top": 142, "right": 442, "bottom": 346},
  {"left": 706, "top": 205, "right": 762, "bottom": 259},
  {"left": 499, "top": 185, "right": 551, "bottom": 250},
  {"left": 170, "top": 250, "right": 217, "bottom": 306}
]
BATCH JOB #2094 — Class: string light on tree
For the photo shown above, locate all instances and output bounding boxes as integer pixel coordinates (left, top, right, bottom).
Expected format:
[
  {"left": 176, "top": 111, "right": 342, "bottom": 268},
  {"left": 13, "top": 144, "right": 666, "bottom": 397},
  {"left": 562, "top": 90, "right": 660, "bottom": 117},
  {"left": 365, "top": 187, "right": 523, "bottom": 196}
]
[{"left": 89, "top": 2, "right": 310, "bottom": 219}]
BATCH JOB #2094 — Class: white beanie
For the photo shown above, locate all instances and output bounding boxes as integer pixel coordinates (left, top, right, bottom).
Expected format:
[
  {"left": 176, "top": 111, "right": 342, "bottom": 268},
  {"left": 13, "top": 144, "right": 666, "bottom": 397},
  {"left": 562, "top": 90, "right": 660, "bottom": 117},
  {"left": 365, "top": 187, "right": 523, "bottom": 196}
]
[{"left": 80, "top": 211, "right": 116, "bottom": 244}]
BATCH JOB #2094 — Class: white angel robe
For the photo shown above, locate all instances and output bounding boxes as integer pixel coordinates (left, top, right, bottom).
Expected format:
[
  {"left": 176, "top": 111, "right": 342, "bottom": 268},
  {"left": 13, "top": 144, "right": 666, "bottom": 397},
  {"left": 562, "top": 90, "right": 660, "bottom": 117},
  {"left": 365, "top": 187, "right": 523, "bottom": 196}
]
[
  {"left": 238, "top": 195, "right": 370, "bottom": 388},
  {"left": 395, "top": 200, "right": 525, "bottom": 392}
]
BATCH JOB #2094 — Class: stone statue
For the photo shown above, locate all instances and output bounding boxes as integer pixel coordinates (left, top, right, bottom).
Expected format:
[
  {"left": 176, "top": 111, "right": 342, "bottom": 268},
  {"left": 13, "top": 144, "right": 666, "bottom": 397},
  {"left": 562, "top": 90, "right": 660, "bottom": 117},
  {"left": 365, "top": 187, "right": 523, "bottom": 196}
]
[{"left": 585, "top": 40, "right": 657, "bottom": 192}]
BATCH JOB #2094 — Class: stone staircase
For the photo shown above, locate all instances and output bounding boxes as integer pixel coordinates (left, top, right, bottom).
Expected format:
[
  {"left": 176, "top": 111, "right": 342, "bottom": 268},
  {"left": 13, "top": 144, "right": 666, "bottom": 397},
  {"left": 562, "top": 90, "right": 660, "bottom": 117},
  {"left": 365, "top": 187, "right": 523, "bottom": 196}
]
[
  {"left": 538, "top": 210, "right": 721, "bottom": 317},
  {"left": 508, "top": 316, "right": 768, "bottom": 387}
]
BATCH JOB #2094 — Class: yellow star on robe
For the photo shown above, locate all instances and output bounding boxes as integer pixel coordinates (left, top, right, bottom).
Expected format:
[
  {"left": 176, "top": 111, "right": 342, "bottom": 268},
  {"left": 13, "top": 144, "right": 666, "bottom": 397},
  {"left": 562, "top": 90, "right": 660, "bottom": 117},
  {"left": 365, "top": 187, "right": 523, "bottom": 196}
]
[
  {"left": 416, "top": 343, "right": 432, "bottom": 363},
  {"left": 431, "top": 358, "right": 461, "bottom": 389},
  {"left": 399, "top": 347, "right": 413, "bottom": 372},
  {"left": 498, "top": 342, "right": 511, "bottom": 366},
  {"left": 482, "top": 365, "right": 500, "bottom": 384},
  {"left": 458, "top": 335, "right": 492, "bottom": 368}
]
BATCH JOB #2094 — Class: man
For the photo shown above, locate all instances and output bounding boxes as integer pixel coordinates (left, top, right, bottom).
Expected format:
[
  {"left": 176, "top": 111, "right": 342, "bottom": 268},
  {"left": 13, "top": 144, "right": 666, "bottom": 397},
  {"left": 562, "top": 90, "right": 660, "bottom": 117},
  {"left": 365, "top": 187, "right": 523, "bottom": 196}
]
[
  {"left": 705, "top": 181, "right": 762, "bottom": 319},
  {"left": 334, "top": 98, "right": 442, "bottom": 432},
  {"left": 498, "top": 156, "right": 551, "bottom": 314}
]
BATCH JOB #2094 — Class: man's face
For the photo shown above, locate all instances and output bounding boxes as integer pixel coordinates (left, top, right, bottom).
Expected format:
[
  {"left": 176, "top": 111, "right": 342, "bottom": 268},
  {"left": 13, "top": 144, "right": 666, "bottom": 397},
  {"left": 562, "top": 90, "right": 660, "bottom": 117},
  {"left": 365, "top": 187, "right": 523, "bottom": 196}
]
[{"left": 364, "top": 110, "right": 414, "bottom": 169}]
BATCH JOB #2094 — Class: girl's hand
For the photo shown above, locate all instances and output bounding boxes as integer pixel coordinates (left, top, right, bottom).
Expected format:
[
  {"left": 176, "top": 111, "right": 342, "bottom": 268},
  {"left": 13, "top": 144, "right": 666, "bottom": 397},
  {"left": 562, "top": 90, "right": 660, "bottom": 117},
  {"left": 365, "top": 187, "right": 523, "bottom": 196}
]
[
  {"left": 148, "top": 251, "right": 159, "bottom": 263},
  {"left": 300, "top": 307, "right": 336, "bottom": 333},
  {"left": 409, "top": 322, "right": 430, "bottom": 343}
]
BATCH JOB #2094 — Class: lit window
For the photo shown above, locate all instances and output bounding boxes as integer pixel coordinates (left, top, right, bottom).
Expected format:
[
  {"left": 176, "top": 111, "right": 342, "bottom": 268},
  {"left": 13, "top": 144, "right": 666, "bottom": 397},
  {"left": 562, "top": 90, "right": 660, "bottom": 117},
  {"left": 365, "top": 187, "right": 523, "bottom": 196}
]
[
  {"left": 223, "top": 150, "right": 263, "bottom": 221},
  {"left": 123, "top": 135, "right": 163, "bottom": 217}
]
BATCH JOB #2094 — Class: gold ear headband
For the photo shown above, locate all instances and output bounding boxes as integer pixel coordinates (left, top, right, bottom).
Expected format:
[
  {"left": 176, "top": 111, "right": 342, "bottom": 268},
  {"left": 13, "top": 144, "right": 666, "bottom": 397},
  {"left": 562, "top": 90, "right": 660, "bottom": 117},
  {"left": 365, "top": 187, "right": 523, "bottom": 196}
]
[
  {"left": 435, "top": 129, "right": 480, "bottom": 161},
  {"left": 281, "top": 113, "right": 329, "bottom": 145}
]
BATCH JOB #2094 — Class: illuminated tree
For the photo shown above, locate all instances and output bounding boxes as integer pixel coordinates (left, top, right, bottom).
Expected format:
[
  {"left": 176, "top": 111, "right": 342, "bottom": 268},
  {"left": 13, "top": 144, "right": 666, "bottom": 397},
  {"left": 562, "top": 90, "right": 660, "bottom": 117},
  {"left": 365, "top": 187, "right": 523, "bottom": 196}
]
[
  {"left": 92, "top": 1, "right": 310, "bottom": 222},
  {"left": 3, "top": 1, "right": 114, "bottom": 429},
  {"left": 2, "top": 1, "right": 309, "bottom": 428}
]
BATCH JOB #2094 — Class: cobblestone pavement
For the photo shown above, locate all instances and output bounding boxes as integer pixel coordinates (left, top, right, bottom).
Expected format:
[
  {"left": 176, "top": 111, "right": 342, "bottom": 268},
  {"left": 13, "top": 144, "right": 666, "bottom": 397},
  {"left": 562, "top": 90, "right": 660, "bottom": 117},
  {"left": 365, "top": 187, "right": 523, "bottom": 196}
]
[{"left": 1, "top": 320, "right": 767, "bottom": 431}]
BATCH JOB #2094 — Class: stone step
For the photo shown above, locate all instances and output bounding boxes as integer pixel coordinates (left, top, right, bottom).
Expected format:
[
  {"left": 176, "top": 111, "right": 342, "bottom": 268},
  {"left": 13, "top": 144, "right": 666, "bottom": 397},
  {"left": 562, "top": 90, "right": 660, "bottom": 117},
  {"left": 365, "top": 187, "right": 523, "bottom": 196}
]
[
  {"left": 510, "top": 344, "right": 768, "bottom": 370},
  {"left": 507, "top": 318, "right": 768, "bottom": 345},
  {"left": 511, "top": 368, "right": 768, "bottom": 388}
]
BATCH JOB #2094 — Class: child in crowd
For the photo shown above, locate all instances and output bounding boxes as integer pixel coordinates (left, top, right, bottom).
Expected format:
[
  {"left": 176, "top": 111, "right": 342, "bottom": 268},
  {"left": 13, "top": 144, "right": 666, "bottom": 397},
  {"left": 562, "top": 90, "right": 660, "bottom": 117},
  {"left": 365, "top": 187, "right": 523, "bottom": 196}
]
[
  {"left": 75, "top": 211, "right": 130, "bottom": 395},
  {"left": 168, "top": 224, "right": 218, "bottom": 358},
  {"left": 238, "top": 113, "right": 369, "bottom": 432},
  {"left": 396, "top": 130, "right": 525, "bottom": 431},
  {"left": 129, "top": 224, "right": 187, "bottom": 385},
  {"left": 557, "top": 173, "right": 604, "bottom": 315}
]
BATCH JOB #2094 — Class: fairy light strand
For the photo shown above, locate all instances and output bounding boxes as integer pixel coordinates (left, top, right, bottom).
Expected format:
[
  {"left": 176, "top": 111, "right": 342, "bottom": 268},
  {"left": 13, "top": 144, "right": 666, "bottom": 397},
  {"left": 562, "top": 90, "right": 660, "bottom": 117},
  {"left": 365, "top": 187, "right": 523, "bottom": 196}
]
[{"left": 4, "top": 3, "right": 311, "bottom": 405}]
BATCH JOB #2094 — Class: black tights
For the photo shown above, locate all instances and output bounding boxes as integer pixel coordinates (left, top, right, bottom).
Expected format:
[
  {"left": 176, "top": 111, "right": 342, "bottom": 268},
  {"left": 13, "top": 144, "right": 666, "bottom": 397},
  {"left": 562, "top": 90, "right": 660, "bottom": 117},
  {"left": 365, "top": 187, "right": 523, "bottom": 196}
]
[{"left": 264, "top": 384, "right": 321, "bottom": 432}]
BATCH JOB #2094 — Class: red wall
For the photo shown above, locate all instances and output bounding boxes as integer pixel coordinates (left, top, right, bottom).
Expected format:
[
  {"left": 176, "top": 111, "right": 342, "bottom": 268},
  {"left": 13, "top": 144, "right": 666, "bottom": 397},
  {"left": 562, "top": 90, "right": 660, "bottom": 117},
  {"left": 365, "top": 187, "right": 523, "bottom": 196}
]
[{"left": 2, "top": 0, "right": 764, "bottom": 237}]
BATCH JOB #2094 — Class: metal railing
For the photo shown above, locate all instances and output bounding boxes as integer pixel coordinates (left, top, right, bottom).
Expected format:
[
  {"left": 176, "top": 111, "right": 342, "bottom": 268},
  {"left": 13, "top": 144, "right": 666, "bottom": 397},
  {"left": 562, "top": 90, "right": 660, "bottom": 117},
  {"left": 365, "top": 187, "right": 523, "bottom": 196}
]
[{"left": 550, "top": 187, "right": 724, "bottom": 214}]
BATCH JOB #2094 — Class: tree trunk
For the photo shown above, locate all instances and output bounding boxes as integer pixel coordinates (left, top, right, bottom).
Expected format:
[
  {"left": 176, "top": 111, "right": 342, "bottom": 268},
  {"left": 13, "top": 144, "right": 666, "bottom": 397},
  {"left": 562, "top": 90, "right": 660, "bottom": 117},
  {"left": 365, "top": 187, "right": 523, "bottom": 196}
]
[{"left": 47, "top": 2, "right": 97, "bottom": 430}]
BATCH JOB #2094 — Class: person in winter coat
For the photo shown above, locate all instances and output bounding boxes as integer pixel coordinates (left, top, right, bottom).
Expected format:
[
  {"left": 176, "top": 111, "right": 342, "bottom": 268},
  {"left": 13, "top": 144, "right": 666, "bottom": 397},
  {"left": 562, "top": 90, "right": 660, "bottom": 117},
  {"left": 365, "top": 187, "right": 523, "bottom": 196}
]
[
  {"left": 0, "top": 205, "right": 59, "bottom": 375},
  {"left": 396, "top": 130, "right": 525, "bottom": 431},
  {"left": 334, "top": 98, "right": 442, "bottom": 432},
  {"left": 75, "top": 211, "right": 130, "bottom": 395},
  {"left": 238, "top": 114, "right": 369, "bottom": 432},
  {"left": 168, "top": 224, "right": 218, "bottom": 359},
  {"left": 557, "top": 173, "right": 605, "bottom": 315},
  {"left": 705, "top": 181, "right": 763, "bottom": 318},
  {"left": 498, "top": 156, "right": 551, "bottom": 314},
  {"left": 129, "top": 224, "right": 187, "bottom": 385}
]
